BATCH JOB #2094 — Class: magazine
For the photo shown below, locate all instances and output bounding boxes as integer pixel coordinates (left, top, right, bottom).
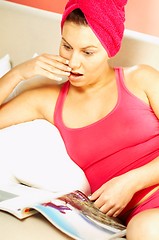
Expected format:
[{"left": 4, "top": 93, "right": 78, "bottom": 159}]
[
  {"left": 0, "top": 183, "right": 126, "bottom": 240},
  {"left": 0, "top": 183, "right": 58, "bottom": 218}
]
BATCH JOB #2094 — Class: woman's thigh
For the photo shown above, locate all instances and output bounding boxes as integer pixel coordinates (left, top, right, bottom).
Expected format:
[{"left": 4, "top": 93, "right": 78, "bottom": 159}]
[{"left": 126, "top": 208, "right": 159, "bottom": 240}]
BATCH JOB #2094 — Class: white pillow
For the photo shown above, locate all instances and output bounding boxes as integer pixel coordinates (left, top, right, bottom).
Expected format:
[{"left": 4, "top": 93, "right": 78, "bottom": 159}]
[
  {"left": 0, "top": 54, "right": 11, "bottom": 77},
  {"left": 0, "top": 120, "right": 91, "bottom": 195}
]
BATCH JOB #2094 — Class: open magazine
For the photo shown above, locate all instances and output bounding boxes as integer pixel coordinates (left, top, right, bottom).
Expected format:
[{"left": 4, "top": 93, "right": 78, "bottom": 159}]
[{"left": 0, "top": 183, "right": 126, "bottom": 240}]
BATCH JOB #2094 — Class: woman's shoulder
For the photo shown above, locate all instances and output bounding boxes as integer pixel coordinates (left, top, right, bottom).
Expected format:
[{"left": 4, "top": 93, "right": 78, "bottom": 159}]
[
  {"left": 124, "top": 64, "right": 159, "bottom": 90},
  {"left": 19, "top": 81, "right": 66, "bottom": 123},
  {"left": 14, "top": 77, "right": 64, "bottom": 95},
  {"left": 13, "top": 77, "right": 66, "bottom": 107},
  {"left": 124, "top": 64, "right": 158, "bottom": 77},
  {"left": 26, "top": 80, "right": 65, "bottom": 104},
  {"left": 121, "top": 65, "right": 159, "bottom": 106}
]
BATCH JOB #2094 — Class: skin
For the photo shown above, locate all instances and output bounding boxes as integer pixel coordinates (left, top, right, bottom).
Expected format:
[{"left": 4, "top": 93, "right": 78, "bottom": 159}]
[{"left": 1, "top": 21, "right": 159, "bottom": 239}]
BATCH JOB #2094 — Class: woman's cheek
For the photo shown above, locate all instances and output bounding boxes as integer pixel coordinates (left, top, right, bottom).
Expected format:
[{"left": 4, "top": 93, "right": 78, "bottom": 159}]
[{"left": 59, "top": 48, "right": 70, "bottom": 59}]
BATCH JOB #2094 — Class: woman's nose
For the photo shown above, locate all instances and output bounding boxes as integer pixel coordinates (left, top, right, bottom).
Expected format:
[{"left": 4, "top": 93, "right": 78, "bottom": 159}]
[{"left": 68, "top": 52, "right": 81, "bottom": 69}]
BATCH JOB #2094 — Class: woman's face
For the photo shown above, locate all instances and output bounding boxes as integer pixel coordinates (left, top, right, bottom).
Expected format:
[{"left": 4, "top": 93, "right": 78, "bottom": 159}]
[{"left": 60, "top": 21, "right": 110, "bottom": 87}]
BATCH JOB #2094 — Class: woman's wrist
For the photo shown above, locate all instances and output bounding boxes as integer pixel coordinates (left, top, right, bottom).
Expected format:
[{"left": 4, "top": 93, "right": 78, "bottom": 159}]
[
  {"left": 2, "top": 67, "right": 24, "bottom": 87},
  {"left": 0, "top": 68, "right": 24, "bottom": 104},
  {"left": 123, "top": 169, "right": 146, "bottom": 193},
  {"left": 11, "top": 65, "right": 26, "bottom": 82}
]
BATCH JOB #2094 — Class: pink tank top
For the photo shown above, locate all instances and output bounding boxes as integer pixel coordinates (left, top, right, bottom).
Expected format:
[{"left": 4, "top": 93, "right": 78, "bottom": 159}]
[{"left": 54, "top": 67, "right": 159, "bottom": 214}]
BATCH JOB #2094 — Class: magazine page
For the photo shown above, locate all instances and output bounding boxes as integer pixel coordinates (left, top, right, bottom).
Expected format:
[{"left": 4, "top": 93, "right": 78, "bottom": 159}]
[
  {"left": 59, "top": 190, "right": 126, "bottom": 232},
  {"left": 0, "top": 183, "right": 62, "bottom": 219},
  {"left": 33, "top": 191, "right": 126, "bottom": 240}
]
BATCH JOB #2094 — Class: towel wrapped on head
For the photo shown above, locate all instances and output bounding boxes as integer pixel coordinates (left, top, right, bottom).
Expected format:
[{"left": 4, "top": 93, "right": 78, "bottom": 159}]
[{"left": 61, "top": 0, "right": 128, "bottom": 57}]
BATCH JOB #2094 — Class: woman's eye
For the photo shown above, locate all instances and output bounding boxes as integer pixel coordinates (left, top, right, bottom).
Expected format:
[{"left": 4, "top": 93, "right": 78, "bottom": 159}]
[
  {"left": 63, "top": 44, "right": 72, "bottom": 51},
  {"left": 84, "top": 51, "right": 94, "bottom": 56}
]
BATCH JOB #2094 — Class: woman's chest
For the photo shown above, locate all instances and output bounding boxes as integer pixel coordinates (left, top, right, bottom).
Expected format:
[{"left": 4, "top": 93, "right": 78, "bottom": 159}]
[
  {"left": 60, "top": 100, "right": 159, "bottom": 170},
  {"left": 62, "top": 88, "right": 118, "bottom": 129}
]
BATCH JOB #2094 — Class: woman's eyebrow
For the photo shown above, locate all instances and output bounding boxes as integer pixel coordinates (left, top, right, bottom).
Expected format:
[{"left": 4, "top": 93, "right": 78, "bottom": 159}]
[
  {"left": 62, "top": 37, "right": 97, "bottom": 50},
  {"left": 62, "top": 37, "right": 72, "bottom": 47},
  {"left": 81, "top": 46, "right": 98, "bottom": 50}
]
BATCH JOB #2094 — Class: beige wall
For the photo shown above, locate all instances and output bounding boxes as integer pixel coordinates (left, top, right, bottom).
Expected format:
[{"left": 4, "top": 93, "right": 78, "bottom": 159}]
[{"left": 6, "top": 0, "right": 159, "bottom": 37}]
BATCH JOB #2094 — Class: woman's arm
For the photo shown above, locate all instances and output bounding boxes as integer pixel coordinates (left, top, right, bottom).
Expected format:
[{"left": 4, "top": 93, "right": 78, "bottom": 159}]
[
  {"left": 0, "top": 54, "right": 71, "bottom": 105},
  {"left": 91, "top": 65, "right": 159, "bottom": 217},
  {"left": 0, "top": 54, "right": 71, "bottom": 129},
  {"left": 0, "top": 87, "right": 57, "bottom": 129},
  {"left": 90, "top": 157, "right": 159, "bottom": 217}
]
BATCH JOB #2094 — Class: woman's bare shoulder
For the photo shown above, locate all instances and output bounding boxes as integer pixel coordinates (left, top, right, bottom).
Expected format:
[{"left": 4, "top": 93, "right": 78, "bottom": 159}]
[
  {"left": 122, "top": 65, "right": 159, "bottom": 106},
  {"left": 0, "top": 82, "right": 65, "bottom": 129},
  {"left": 124, "top": 64, "right": 159, "bottom": 80},
  {"left": 27, "top": 82, "right": 65, "bottom": 122},
  {"left": 124, "top": 64, "right": 159, "bottom": 90}
]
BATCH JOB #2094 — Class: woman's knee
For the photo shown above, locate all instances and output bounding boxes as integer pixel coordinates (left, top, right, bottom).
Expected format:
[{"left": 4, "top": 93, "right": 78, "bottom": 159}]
[{"left": 126, "top": 209, "right": 159, "bottom": 240}]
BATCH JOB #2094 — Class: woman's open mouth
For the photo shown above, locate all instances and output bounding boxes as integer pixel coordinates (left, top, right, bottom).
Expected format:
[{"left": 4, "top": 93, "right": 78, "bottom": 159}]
[{"left": 69, "top": 71, "right": 83, "bottom": 81}]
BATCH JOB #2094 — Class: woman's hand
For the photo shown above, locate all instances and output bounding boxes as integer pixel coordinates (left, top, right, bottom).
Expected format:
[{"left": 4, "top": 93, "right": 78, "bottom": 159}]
[
  {"left": 90, "top": 174, "right": 137, "bottom": 217},
  {"left": 14, "top": 53, "right": 71, "bottom": 81}
]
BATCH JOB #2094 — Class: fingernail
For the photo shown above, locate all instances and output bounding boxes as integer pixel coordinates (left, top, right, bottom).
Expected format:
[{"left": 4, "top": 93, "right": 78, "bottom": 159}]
[
  {"left": 67, "top": 67, "right": 72, "bottom": 71},
  {"left": 65, "top": 72, "right": 70, "bottom": 76},
  {"left": 88, "top": 195, "right": 93, "bottom": 200},
  {"left": 66, "top": 60, "right": 69, "bottom": 64},
  {"left": 55, "top": 76, "right": 63, "bottom": 81}
]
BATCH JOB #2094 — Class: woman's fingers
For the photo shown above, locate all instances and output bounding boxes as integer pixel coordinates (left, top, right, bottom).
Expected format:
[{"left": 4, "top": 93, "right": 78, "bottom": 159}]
[
  {"left": 37, "top": 54, "right": 71, "bottom": 72},
  {"left": 99, "top": 202, "right": 125, "bottom": 217},
  {"left": 38, "top": 61, "right": 71, "bottom": 77},
  {"left": 90, "top": 181, "right": 128, "bottom": 218},
  {"left": 17, "top": 54, "right": 72, "bottom": 81},
  {"left": 33, "top": 54, "right": 71, "bottom": 80}
]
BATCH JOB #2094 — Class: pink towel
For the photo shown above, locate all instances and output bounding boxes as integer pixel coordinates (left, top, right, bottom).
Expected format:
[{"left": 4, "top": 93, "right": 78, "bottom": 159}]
[{"left": 61, "top": 0, "right": 128, "bottom": 57}]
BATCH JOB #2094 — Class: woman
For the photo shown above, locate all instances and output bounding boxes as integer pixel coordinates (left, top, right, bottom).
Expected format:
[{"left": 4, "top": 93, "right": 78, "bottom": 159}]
[{"left": 1, "top": 0, "right": 159, "bottom": 239}]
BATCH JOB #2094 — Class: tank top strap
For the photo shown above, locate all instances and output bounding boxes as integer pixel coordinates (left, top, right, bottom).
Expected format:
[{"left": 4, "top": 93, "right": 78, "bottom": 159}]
[
  {"left": 114, "top": 67, "right": 127, "bottom": 98},
  {"left": 54, "top": 81, "right": 70, "bottom": 125},
  {"left": 54, "top": 69, "right": 125, "bottom": 124}
]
